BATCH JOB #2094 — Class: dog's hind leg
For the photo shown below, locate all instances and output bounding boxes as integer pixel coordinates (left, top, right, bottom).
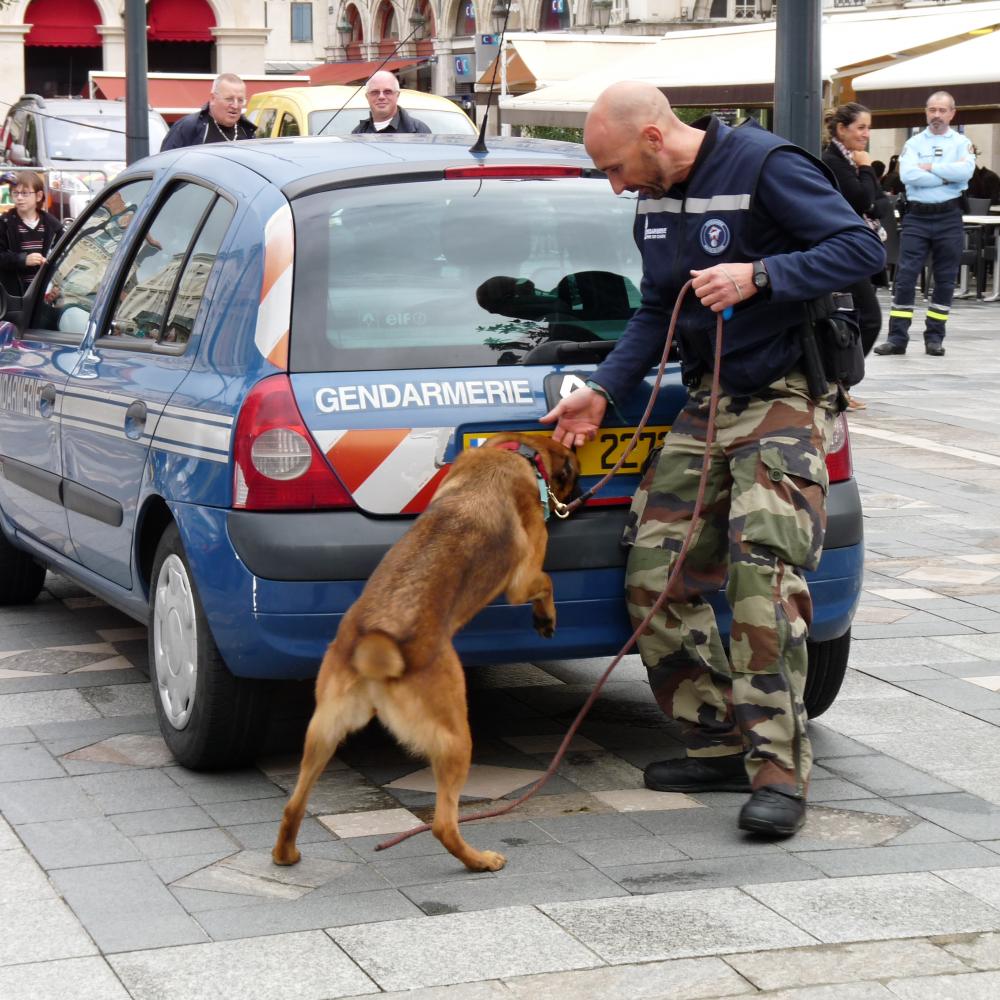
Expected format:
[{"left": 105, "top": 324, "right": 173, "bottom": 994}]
[
  {"left": 379, "top": 648, "right": 506, "bottom": 872},
  {"left": 273, "top": 668, "right": 373, "bottom": 866}
]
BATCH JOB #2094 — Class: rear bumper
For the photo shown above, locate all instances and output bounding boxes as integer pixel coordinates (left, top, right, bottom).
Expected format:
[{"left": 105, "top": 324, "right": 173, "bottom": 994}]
[
  {"left": 226, "top": 477, "right": 863, "bottom": 579},
  {"left": 177, "top": 478, "right": 863, "bottom": 680}
]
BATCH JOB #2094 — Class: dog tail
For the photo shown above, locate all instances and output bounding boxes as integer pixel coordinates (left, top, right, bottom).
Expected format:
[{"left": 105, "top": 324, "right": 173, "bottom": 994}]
[{"left": 352, "top": 631, "right": 406, "bottom": 681}]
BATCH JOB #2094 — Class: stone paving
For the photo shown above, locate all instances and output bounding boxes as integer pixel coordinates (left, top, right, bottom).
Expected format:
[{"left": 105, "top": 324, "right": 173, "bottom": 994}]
[{"left": 5, "top": 295, "right": 1000, "bottom": 997}]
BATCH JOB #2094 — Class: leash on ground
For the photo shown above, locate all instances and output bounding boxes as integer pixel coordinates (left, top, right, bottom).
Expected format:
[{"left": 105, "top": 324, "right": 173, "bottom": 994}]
[{"left": 376, "top": 280, "right": 726, "bottom": 852}]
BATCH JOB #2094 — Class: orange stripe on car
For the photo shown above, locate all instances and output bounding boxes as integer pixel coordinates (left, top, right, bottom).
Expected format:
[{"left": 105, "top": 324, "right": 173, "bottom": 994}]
[
  {"left": 254, "top": 204, "right": 294, "bottom": 369},
  {"left": 401, "top": 465, "right": 449, "bottom": 514},
  {"left": 325, "top": 428, "right": 411, "bottom": 492}
]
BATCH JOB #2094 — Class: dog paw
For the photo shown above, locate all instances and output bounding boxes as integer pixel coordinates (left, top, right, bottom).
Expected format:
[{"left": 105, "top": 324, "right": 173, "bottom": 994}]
[
  {"left": 271, "top": 845, "right": 301, "bottom": 866},
  {"left": 469, "top": 850, "right": 507, "bottom": 872},
  {"left": 533, "top": 615, "right": 555, "bottom": 639}
]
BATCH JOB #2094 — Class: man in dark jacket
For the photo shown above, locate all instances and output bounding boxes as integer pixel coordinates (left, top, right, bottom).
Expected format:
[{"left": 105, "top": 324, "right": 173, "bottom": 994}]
[
  {"left": 967, "top": 149, "right": 1000, "bottom": 205},
  {"left": 161, "top": 74, "right": 257, "bottom": 150},
  {"left": 351, "top": 71, "right": 430, "bottom": 134},
  {"left": 543, "top": 81, "right": 884, "bottom": 840}
]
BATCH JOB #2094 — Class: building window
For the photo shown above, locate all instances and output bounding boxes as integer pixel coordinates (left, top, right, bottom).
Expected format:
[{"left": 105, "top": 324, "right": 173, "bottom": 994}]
[{"left": 291, "top": 2, "right": 313, "bottom": 42}]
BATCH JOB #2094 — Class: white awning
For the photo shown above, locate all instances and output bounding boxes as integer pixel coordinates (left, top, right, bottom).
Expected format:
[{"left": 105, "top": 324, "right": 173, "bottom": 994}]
[
  {"left": 477, "top": 32, "right": 658, "bottom": 92},
  {"left": 500, "top": 2, "right": 1000, "bottom": 126},
  {"left": 854, "top": 27, "right": 1000, "bottom": 93}
]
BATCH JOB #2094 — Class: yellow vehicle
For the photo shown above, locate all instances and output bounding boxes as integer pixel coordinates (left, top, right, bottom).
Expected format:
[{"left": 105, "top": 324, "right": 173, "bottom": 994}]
[{"left": 246, "top": 85, "right": 477, "bottom": 138}]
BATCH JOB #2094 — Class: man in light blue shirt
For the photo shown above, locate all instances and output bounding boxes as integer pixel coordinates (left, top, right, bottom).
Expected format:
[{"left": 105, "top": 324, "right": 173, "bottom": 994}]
[{"left": 874, "top": 91, "right": 975, "bottom": 357}]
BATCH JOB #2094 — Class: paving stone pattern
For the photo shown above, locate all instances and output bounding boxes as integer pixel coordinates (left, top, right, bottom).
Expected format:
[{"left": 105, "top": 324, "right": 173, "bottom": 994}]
[{"left": 7, "top": 299, "right": 1000, "bottom": 995}]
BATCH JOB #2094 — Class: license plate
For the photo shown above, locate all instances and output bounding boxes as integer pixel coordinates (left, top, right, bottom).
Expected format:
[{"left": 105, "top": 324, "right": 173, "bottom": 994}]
[{"left": 463, "top": 426, "right": 670, "bottom": 477}]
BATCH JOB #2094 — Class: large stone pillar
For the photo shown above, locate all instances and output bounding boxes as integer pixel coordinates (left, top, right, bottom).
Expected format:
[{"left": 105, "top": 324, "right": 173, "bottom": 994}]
[
  {"left": 0, "top": 25, "right": 30, "bottom": 114},
  {"left": 433, "top": 38, "right": 454, "bottom": 96},
  {"left": 97, "top": 25, "right": 126, "bottom": 74},
  {"left": 210, "top": 27, "right": 270, "bottom": 75}
]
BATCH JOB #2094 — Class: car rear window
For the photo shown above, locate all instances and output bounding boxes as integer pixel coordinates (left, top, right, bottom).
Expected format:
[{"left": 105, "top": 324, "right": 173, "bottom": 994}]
[
  {"left": 43, "top": 113, "right": 170, "bottom": 160},
  {"left": 290, "top": 175, "right": 641, "bottom": 372},
  {"left": 312, "top": 107, "right": 478, "bottom": 136}
]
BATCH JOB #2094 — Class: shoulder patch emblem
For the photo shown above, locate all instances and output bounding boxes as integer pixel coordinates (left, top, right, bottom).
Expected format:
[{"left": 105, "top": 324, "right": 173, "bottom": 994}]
[{"left": 700, "top": 218, "right": 730, "bottom": 255}]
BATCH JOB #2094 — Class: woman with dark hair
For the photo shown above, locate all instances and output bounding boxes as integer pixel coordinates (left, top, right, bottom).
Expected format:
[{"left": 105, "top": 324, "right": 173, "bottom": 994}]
[
  {"left": 822, "top": 102, "right": 887, "bottom": 411},
  {"left": 0, "top": 171, "right": 61, "bottom": 300}
]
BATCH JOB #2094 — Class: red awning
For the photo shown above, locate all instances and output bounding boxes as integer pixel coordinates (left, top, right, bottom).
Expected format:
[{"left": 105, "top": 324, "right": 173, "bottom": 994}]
[
  {"left": 306, "top": 59, "right": 426, "bottom": 86},
  {"left": 25, "top": 0, "right": 101, "bottom": 47},
  {"left": 148, "top": 0, "right": 215, "bottom": 43},
  {"left": 90, "top": 75, "right": 309, "bottom": 122}
]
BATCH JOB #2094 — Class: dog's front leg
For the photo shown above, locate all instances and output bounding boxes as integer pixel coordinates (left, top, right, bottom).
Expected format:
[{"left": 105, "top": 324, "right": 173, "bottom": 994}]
[{"left": 508, "top": 570, "right": 556, "bottom": 638}]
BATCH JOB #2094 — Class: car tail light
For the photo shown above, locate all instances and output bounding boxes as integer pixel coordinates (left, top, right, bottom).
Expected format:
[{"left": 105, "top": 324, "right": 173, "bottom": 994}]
[
  {"left": 233, "top": 375, "right": 354, "bottom": 510},
  {"left": 826, "top": 412, "right": 853, "bottom": 484},
  {"left": 444, "top": 165, "right": 583, "bottom": 179}
]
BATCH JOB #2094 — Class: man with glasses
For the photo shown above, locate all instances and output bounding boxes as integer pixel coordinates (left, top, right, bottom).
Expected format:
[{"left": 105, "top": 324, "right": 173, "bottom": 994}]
[
  {"left": 161, "top": 73, "right": 257, "bottom": 150},
  {"left": 351, "top": 71, "right": 430, "bottom": 134}
]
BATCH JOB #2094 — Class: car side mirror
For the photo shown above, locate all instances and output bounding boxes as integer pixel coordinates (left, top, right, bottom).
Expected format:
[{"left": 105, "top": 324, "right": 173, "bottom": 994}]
[{"left": 0, "top": 285, "right": 22, "bottom": 324}]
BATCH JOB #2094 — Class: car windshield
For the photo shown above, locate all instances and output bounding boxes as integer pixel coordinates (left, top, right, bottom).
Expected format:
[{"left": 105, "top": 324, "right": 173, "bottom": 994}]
[
  {"left": 43, "top": 113, "right": 169, "bottom": 160},
  {"left": 311, "top": 107, "right": 477, "bottom": 136},
  {"left": 290, "top": 175, "right": 642, "bottom": 372}
]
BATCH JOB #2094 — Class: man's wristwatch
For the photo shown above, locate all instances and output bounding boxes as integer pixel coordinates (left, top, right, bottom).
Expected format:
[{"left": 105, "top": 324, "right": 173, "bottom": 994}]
[{"left": 752, "top": 259, "right": 770, "bottom": 292}]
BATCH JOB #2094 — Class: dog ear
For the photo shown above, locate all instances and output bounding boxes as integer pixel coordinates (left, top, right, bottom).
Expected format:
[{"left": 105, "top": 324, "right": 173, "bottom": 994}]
[{"left": 549, "top": 445, "right": 580, "bottom": 498}]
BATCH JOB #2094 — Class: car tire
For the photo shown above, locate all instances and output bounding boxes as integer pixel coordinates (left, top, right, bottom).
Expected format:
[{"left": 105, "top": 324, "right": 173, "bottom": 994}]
[
  {"left": 804, "top": 630, "right": 851, "bottom": 719},
  {"left": 149, "top": 524, "right": 270, "bottom": 770},
  {"left": 0, "top": 528, "right": 46, "bottom": 605}
]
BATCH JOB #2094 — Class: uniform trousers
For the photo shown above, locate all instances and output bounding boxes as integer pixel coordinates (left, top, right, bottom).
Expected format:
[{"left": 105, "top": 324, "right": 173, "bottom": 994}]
[
  {"left": 623, "top": 371, "right": 836, "bottom": 797},
  {"left": 887, "top": 204, "right": 964, "bottom": 348}
]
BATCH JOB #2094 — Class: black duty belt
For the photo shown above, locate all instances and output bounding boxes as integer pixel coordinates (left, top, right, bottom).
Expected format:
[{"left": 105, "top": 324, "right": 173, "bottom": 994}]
[{"left": 907, "top": 198, "right": 962, "bottom": 215}]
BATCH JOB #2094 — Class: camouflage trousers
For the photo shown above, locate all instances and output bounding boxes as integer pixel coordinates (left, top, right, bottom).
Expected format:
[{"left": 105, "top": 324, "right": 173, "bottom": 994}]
[{"left": 624, "top": 370, "right": 837, "bottom": 797}]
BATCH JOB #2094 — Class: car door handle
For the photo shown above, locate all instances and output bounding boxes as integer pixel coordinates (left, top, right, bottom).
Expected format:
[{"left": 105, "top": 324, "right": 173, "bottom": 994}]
[
  {"left": 38, "top": 382, "right": 56, "bottom": 418},
  {"left": 124, "top": 399, "right": 147, "bottom": 440}
]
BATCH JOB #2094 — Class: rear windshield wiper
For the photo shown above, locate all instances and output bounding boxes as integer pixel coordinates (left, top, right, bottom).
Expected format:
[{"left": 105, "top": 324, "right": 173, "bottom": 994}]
[{"left": 521, "top": 340, "right": 617, "bottom": 364}]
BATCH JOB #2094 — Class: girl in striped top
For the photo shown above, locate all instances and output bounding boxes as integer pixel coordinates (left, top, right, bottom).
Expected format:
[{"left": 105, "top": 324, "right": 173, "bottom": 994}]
[{"left": 0, "top": 171, "right": 62, "bottom": 300}]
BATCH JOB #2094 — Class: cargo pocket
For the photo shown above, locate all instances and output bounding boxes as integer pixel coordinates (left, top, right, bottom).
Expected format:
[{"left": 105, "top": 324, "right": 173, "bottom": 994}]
[
  {"left": 736, "top": 440, "right": 829, "bottom": 571},
  {"left": 621, "top": 455, "right": 656, "bottom": 547}
]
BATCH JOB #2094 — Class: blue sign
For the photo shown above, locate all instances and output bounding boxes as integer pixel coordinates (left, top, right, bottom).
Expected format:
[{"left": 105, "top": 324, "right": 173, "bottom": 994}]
[
  {"left": 552, "top": 0, "right": 564, "bottom": 10},
  {"left": 454, "top": 55, "right": 472, "bottom": 78},
  {"left": 480, "top": 33, "right": 496, "bottom": 45},
  {"left": 465, "top": 2, "right": 474, "bottom": 15}
]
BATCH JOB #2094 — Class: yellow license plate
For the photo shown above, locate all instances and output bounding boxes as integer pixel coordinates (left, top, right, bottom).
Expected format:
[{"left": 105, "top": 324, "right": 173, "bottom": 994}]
[{"left": 463, "top": 427, "right": 670, "bottom": 477}]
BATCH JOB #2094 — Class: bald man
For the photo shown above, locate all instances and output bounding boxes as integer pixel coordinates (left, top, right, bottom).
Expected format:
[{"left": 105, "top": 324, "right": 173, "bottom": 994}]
[
  {"left": 161, "top": 73, "right": 256, "bottom": 150},
  {"left": 351, "top": 71, "right": 431, "bottom": 134},
  {"left": 543, "top": 82, "right": 885, "bottom": 838}
]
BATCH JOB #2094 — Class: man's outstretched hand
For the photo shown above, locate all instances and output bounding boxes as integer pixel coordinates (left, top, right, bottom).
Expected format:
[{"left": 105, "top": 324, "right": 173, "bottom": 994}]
[{"left": 540, "top": 386, "right": 608, "bottom": 448}]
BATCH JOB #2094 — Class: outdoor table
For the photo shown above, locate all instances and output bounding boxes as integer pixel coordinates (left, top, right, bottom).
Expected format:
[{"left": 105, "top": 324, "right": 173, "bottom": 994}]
[{"left": 962, "top": 214, "right": 1000, "bottom": 301}]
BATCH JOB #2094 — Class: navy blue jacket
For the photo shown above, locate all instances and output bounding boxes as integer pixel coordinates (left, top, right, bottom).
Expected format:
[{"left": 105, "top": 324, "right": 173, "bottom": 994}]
[
  {"left": 161, "top": 105, "right": 257, "bottom": 151},
  {"left": 351, "top": 106, "right": 431, "bottom": 134},
  {"left": 592, "top": 118, "right": 886, "bottom": 399}
]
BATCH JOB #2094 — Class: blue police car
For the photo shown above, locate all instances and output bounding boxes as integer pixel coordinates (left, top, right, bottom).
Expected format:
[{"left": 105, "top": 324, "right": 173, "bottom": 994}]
[{"left": 0, "top": 136, "right": 864, "bottom": 768}]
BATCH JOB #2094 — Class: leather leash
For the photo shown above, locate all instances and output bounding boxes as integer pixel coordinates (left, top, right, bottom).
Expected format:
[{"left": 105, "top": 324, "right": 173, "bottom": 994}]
[{"left": 376, "top": 280, "right": 725, "bottom": 852}]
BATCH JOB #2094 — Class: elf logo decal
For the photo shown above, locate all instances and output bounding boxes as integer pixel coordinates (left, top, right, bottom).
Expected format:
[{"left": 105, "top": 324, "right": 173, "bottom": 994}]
[{"left": 700, "top": 218, "right": 730, "bottom": 255}]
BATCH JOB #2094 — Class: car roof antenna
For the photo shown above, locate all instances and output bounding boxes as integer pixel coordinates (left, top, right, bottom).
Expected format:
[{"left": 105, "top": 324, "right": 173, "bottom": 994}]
[{"left": 469, "top": 3, "right": 512, "bottom": 156}]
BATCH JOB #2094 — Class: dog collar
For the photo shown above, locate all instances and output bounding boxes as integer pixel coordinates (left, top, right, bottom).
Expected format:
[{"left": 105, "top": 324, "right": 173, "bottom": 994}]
[{"left": 494, "top": 441, "right": 553, "bottom": 521}]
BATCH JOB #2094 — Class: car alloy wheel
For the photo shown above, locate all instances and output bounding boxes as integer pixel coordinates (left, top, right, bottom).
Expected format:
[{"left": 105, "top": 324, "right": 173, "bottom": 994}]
[{"left": 152, "top": 552, "right": 198, "bottom": 730}]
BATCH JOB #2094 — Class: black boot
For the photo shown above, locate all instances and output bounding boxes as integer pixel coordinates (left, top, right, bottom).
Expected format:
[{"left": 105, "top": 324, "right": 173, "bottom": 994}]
[
  {"left": 873, "top": 341, "right": 906, "bottom": 355},
  {"left": 738, "top": 787, "right": 806, "bottom": 838},
  {"left": 643, "top": 755, "right": 750, "bottom": 793}
]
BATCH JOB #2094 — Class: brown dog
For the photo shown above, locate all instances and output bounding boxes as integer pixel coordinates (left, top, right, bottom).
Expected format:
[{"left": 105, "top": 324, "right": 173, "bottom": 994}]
[{"left": 272, "top": 432, "right": 579, "bottom": 872}]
